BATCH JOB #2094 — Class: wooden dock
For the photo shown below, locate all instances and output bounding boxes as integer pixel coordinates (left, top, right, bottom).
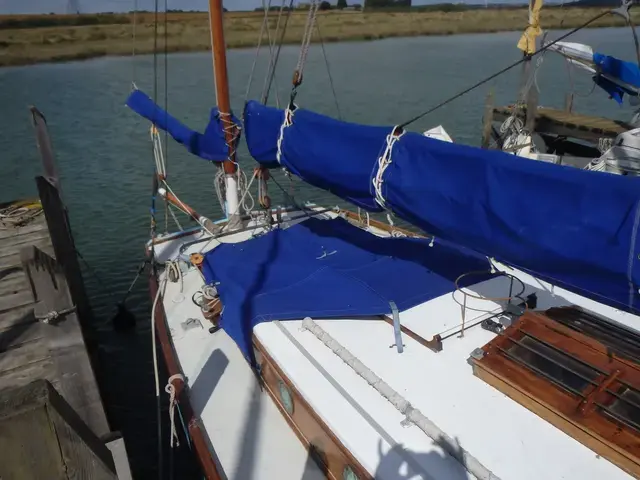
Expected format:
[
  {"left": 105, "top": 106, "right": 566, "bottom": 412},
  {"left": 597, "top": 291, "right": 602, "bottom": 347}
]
[
  {"left": 0, "top": 108, "right": 131, "bottom": 479},
  {"left": 0, "top": 198, "right": 109, "bottom": 435},
  {"left": 492, "top": 106, "right": 632, "bottom": 143}
]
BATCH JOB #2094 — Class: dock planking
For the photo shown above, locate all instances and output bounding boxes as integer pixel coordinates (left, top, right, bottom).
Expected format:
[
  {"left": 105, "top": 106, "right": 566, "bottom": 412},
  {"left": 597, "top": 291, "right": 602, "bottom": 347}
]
[
  {"left": 0, "top": 205, "right": 109, "bottom": 437},
  {"left": 492, "top": 106, "right": 632, "bottom": 143}
]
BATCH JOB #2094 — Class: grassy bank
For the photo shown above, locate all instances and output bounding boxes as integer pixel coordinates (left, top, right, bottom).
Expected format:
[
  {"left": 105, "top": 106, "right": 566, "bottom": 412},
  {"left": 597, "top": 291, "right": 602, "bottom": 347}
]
[{"left": 0, "top": 8, "right": 635, "bottom": 67}]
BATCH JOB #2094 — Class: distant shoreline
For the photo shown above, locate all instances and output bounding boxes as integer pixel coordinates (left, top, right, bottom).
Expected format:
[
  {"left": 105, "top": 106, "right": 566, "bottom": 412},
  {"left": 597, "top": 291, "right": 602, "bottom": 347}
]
[{"left": 0, "top": 8, "right": 634, "bottom": 68}]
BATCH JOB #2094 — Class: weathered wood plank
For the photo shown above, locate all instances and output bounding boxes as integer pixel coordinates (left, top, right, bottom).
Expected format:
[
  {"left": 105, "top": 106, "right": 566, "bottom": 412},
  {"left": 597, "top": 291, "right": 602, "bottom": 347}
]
[
  {"left": 0, "top": 357, "right": 56, "bottom": 391},
  {"left": 0, "top": 216, "right": 48, "bottom": 240},
  {"left": 0, "top": 268, "right": 28, "bottom": 293},
  {"left": 0, "top": 379, "right": 116, "bottom": 480},
  {"left": 0, "top": 231, "right": 52, "bottom": 256},
  {"left": 0, "top": 240, "right": 54, "bottom": 269},
  {"left": 0, "top": 339, "right": 49, "bottom": 372},
  {"left": 0, "top": 289, "right": 34, "bottom": 313},
  {"left": 0, "top": 321, "right": 46, "bottom": 353},
  {"left": 0, "top": 303, "right": 36, "bottom": 329}
]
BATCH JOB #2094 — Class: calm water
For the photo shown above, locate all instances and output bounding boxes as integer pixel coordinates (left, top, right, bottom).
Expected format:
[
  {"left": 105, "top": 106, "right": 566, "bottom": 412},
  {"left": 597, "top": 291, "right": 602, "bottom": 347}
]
[{"left": 0, "top": 27, "right": 636, "bottom": 478}]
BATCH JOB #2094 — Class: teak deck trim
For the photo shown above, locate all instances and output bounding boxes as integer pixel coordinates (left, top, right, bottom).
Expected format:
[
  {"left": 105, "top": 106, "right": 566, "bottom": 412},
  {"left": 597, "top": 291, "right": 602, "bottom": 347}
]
[{"left": 254, "top": 336, "right": 372, "bottom": 480}]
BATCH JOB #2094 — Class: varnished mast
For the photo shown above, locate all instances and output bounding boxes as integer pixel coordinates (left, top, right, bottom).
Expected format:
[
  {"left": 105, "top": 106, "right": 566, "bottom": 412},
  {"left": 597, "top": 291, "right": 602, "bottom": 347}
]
[{"left": 208, "top": 0, "right": 240, "bottom": 218}]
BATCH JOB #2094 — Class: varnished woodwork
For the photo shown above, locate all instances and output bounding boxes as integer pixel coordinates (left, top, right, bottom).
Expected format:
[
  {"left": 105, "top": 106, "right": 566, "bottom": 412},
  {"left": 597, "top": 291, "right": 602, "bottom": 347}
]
[
  {"left": 254, "top": 337, "right": 371, "bottom": 480},
  {"left": 472, "top": 310, "right": 640, "bottom": 477}
]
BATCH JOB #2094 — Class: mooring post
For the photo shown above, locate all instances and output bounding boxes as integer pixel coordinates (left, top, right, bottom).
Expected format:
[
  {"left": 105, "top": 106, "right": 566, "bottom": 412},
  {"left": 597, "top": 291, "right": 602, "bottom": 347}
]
[{"left": 481, "top": 90, "right": 494, "bottom": 149}]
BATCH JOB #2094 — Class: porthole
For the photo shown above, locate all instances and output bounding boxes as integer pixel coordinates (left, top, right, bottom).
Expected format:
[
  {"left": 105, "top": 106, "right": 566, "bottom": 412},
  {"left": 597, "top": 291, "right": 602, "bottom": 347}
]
[
  {"left": 277, "top": 379, "right": 294, "bottom": 415},
  {"left": 343, "top": 465, "right": 359, "bottom": 480}
]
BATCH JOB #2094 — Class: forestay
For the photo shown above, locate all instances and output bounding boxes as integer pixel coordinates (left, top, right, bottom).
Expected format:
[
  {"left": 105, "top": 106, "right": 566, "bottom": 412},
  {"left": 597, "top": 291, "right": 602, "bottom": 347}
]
[
  {"left": 126, "top": 89, "right": 241, "bottom": 162},
  {"left": 243, "top": 100, "right": 640, "bottom": 313},
  {"left": 202, "top": 217, "right": 493, "bottom": 358}
]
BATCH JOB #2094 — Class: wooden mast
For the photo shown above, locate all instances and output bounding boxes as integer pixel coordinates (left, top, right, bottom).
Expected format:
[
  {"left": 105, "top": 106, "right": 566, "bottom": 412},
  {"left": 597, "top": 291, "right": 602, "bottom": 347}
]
[{"left": 208, "top": 0, "right": 240, "bottom": 218}]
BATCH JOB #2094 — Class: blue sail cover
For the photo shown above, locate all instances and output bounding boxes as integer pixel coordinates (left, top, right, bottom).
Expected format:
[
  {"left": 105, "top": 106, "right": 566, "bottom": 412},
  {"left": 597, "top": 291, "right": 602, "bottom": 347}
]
[
  {"left": 202, "top": 217, "right": 493, "bottom": 358},
  {"left": 593, "top": 52, "right": 640, "bottom": 104},
  {"left": 243, "top": 101, "right": 640, "bottom": 313},
  {"left": 244, "top": 100, "right": 388, "bottom": 211},
  {"left": 126, "top": 89, "right": 240, "bottom": 162}
]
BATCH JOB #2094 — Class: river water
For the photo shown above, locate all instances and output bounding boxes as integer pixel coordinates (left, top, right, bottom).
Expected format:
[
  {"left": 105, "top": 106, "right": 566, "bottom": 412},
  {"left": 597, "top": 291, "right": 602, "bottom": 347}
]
[{"left": 0, "top": 27, "right": 636, "bottom": 478}]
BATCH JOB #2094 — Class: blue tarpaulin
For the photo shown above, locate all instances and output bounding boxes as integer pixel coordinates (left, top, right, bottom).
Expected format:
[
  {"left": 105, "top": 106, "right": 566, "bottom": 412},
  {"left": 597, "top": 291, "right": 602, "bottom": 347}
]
[
  {"left": 243, "top": 101, "right": 640, "bottom": 314},
  {"left": 593, "top": 52, "right": 640, "bottom": 104},
  {"left": 202, "top": 217, "right": 493, "bottom": 358},
  {"left": 126, "top": 89, "right": 240, "bottom": 162},
  {"left": 244, "top": 100, "right": 389, "bottom": 211}
]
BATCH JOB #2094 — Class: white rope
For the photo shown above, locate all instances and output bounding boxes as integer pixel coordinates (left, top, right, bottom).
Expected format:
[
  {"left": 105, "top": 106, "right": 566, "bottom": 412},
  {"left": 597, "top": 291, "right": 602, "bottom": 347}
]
[
  {"left": 165, "top": 260, "right": 183, "bottom": 293},
  {"left": 301, "top": 318, "right": 501, "bottom": 480},
  {"left": 214, "top": 168, "right": 256, "bottom": 218},
  {"left": 150, "top": 125, "right": 166, "bottom": 178},
  {"left": 165, "top": 373, "right": 184, "bottom": 448},
  {"left": 296, "top": 0, "right": 319, "bottom": 80},
  {"left": 276, "top": 105, "right": 296, "bottom": 164},
  {"left": 152, "top": 277, "right": 168, "bottom": 398},
  {"left": 372, "top": 128, "right": 405, "bottom": 209}
]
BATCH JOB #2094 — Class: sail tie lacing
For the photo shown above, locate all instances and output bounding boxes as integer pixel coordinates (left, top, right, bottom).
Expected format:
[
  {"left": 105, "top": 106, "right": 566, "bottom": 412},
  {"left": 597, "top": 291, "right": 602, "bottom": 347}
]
[
  {"left": 276, "top": 105, "right": 297, "bottom": 165},
  {"left": 372, "top": 127, "right": 405, "bottom": 209},
  {"left": 165, "top": 373, "right": 185, "bottom": 448}
]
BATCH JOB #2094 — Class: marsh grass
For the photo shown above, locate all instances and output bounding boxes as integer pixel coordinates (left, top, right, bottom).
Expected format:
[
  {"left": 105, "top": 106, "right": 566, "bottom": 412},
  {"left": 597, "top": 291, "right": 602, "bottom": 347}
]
[{"left": 0, "top": 8, "right": 634, "bottom": 67}]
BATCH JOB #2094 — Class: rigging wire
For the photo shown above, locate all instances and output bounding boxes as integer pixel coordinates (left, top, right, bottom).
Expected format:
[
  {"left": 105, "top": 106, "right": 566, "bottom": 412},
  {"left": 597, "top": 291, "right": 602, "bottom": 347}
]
[
  {"left": 262, "top": 0, "right": 295, "bottom": 105},
  {"left": 315, "top": 17, "right": 342, "bottom": 120},
  {"left": 131, "top": 0, "right": 137, "bottom": 82},
  {"left": 163, "top": 0, "right": 169, "bottom": 234},
  {"left": 397, "top": 9, "right": 613, "bottom": 129},
  {"left": 244, "top": 0, "right": 273, "bottom": 105},
  {"left": 151, "top": 0, "right": 163, "bottom": 478}
]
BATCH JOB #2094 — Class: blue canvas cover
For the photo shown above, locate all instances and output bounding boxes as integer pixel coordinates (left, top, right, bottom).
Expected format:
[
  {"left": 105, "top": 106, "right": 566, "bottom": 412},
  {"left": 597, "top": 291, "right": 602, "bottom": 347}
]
[
  {"left": 126, "top": 89, "right": 240, "bottom": 162},
  {"left": 202, "top": 217, "right": 492, "bottom": 358},
  {"left": 244, "top": 100, "right": 390, "bottom": 211},
  {"left": 243, "top": 103, "right": 640, "bottom": 313},
  {"left": 593, "top": 52, "right": 640, "bottom": 103}
]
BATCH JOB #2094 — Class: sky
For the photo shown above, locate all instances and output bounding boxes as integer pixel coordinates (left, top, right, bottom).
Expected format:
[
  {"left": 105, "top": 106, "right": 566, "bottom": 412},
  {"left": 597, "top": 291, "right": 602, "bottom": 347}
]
[{"left": 0, "top": 0, "right": 526, "bottom": 15}]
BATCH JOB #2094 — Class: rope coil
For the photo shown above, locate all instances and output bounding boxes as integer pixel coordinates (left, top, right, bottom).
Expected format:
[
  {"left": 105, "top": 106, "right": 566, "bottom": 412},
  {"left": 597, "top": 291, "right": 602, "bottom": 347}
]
[{"left": 165, "top": 373, "right": 185, "bottom": 448}]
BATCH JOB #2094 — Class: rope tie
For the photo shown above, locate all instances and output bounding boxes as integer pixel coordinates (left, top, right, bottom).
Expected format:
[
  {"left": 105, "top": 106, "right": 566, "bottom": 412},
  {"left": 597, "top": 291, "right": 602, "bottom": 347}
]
[
  {"left": 219, "top": 111, "right": 241, "bottom": 167},
  {"left": 36, "top": 306, "right": 76, "bottom": 324},
  {"left": 165, "top": 373, "right": 184, "bottom": 448},
  {"left": 276, "top": 105, "right": 297, "bottom": 165},
  {"left": 372, "top": 127, "right": 405, "bottom": 209}
]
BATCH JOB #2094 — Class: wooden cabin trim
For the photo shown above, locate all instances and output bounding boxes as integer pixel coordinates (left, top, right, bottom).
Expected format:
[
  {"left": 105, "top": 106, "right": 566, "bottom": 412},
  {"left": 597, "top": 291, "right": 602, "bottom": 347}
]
[
  {"left": 149, "top": 274, "right": 223, "bottom": 480},
  {"left": 471, "top": 310, "right": 640, "bottom": 478},
  {"left": 253, "top": 336, "right": 372, "bottom": 480},
  {"left": 341, "top": 209, "right": 421, "bottom": 238}
]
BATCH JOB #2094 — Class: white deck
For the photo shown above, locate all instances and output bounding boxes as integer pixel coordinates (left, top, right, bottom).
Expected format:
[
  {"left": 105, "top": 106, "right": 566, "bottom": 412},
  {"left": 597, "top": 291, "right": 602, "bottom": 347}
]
[{"left": 155, "top": 211, "right": 639, "bottom": 480}]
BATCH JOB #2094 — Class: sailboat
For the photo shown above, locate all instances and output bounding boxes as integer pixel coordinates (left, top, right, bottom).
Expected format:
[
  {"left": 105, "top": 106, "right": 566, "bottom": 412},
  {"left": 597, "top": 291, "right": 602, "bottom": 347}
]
[{"left": 128, "top": 2, "right": 640, "bottom": 479}]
